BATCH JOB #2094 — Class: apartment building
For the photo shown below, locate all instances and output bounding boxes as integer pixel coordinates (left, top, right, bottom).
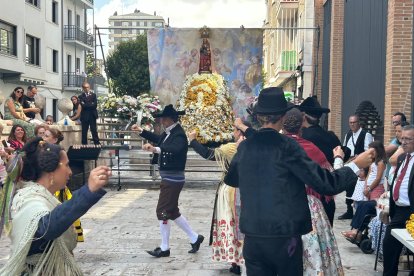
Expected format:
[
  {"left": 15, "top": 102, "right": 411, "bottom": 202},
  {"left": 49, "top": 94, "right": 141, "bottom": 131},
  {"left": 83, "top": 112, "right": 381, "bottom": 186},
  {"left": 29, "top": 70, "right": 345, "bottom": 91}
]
[
  {"left": 108, "top": 9, "right": 165, "bottom": 52},
  {"left": 263, "top": 0, "right": 317, "bottom": 100},
  {"left": 0, "top": 0, "right": 94, "bottom": 120}
]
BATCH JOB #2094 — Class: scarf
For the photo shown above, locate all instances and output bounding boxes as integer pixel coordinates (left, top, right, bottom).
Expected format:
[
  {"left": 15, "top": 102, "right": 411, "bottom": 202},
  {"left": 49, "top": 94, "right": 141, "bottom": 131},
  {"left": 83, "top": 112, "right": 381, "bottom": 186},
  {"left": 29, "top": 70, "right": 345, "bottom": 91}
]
[
  {"left": 285, "top": 133, "right": 334, "bottom": 203},
  {"left": 0, "top": 181, "right": 83, "bottom": 276}
]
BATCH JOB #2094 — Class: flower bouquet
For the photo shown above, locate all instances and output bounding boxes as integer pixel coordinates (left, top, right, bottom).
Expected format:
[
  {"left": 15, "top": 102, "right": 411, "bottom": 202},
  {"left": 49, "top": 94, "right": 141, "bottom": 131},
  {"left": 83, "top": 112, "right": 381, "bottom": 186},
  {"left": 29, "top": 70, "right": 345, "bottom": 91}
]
[
  {"left": 136, "top": 94, "right": 162, "bottom": 131},
  {"left": 177, "top": 73, "right": 235, "bottom": 144},
  {"left": 98, "top": 93, "right": 120, "bottom": 118}
]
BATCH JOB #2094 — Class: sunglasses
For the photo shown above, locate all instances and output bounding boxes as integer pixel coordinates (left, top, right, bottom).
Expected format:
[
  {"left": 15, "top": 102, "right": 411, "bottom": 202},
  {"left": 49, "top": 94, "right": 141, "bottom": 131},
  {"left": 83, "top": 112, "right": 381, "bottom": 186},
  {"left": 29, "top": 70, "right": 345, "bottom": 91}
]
[{"left": 15, "top": 90, "right": 23, "bottom": 94}]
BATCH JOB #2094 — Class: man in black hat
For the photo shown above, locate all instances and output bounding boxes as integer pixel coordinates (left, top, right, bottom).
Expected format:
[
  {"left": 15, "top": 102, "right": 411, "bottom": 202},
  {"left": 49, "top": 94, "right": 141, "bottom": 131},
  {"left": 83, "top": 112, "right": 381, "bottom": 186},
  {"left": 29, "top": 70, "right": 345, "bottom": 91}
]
[
  {"left": 224, "top": 87, "right": 374, "bottom": 275},
  {"left": 299, "top": 96, "right": 342, "bottom": 165},
  {"left": 131, "top": 104, "right": 204, "bottom": 258}
]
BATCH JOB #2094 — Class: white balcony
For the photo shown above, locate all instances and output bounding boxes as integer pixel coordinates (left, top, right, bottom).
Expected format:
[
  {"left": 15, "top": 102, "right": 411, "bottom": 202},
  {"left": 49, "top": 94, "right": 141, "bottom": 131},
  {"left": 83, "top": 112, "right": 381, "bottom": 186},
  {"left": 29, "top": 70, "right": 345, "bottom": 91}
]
[{"left": 276, "top": 0, "right": 299, "bottom": 20}]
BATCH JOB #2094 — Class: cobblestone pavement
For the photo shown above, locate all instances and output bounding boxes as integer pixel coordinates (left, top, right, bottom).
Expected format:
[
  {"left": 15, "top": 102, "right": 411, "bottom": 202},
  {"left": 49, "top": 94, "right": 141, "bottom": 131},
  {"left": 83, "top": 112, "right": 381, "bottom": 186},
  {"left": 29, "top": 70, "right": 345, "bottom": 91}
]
[{"left": 0, "top": 171, "right": 410, "bottom": 275}]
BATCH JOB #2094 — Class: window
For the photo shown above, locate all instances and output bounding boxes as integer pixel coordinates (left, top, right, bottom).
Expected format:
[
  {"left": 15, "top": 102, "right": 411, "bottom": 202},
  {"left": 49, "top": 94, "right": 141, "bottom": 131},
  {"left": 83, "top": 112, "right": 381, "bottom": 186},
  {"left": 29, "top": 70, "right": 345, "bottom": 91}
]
[
  {"left": 26, "top": 0, "right": 40, "bottom": 8},
  {"left": 144, "top": 21, "right": 147, "bottom": 26},
  {"left": 114, "top": 21, "right": 121, "bottom": 27},
  {"left": 52, "top": 50, "right": 58, "bottom": 72},
  {"left": 52, "top": 1, "right": 58, "bottom": 24},
  {"left": 154, "top": 22, "right": 163, "bottom": 27},
  {"left": 122, "top": 29, "right": 128, "bottom": 35},
  {"left": 68, "top": 10, "right": 72, "bottom": 25},
  {"left": 26, "top": 35, "right": 40, "bottom": 66},
  {"left": 0, "top": 20, "right": 16, "bottom": 56},
  {"left": 122, "top": 21, "right": 128, "bottom": 27},
  {"left": 114, "top": 29, "right": 121, "bottom": 34},
  {"left": 76, "top": 58, "right": 80, "bottom": 73}
]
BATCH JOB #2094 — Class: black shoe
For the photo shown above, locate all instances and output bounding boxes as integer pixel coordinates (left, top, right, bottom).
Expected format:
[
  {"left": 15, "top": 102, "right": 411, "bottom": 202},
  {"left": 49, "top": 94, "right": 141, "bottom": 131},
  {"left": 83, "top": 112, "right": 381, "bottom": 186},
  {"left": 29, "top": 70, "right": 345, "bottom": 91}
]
[
  {"left": 229, "top": 264, "right": 241, "bottom": 275},
  {"left": 146, "top": 247, "right": 170, "bottom": 257},
  {"left": 188, "top": 235, "right": 204, "bottom": 253},
  {"left": 338, "top": 211, "right": 353, "bottom": 220}
]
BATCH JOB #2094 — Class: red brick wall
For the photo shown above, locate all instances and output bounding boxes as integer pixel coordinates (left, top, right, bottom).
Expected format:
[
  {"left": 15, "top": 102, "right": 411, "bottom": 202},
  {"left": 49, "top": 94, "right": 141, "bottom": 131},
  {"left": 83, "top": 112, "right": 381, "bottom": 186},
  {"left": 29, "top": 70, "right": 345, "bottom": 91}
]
[
  {"left": 384, "top": 0, "right": 414, "bottom": 142},
  {"left": 328, "top": 0, "right": 344, "bottom": 137}
]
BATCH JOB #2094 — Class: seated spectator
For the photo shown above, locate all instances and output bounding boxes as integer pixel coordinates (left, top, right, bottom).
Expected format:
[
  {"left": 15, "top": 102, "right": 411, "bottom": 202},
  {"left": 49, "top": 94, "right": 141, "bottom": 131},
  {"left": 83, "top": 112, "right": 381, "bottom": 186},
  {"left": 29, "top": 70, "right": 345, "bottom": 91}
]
[
  {"left": 22, "top": 85, "right": 41, "bottom": 120},
  {"left": 351, "top": 167, "right": 369, "bottom": 210},
  {"left": 7, "top": 125, "right": 27, "bottom": 151},
  {"left": 342, "top": 141, "right": 387, "bottom": 242},
  {"left": 34, "top": 125, "right": 48, "bottom": 138},
  {"left": 45, "top": 115, "right": 54, "bottom": 125},
  {"left": 70, "top": 96, "right": 82, "bottom": 124},
  {"left": 43, "top": 128, "right": 64, "bottom": 145},
  {"left": 385, "top": 112, "right": 406, "bottom": 157},
  {"left": 4, "top": 87, "right": 35, "bottom": 137}
]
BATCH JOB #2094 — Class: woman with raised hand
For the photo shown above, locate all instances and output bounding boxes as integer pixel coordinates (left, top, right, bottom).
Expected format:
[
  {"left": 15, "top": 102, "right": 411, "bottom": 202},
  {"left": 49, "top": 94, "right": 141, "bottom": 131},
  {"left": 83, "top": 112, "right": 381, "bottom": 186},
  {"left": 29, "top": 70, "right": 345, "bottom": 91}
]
[
  {"left": 0, "top": 137, "right": 111, "bottom": 275},
  {"left": 43, "top": 127, "right": 85, "bottom": 242}
]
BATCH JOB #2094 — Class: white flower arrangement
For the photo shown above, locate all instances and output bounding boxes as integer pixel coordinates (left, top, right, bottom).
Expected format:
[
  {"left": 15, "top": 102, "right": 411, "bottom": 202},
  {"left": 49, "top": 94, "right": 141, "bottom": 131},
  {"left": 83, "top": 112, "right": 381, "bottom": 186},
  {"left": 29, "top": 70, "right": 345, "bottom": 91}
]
[
  {"left": 177, "top": 73, "right": 235, "bottom": 144},
  {"left": 98, "top": 93, "right": 162, "bottom": 130}
]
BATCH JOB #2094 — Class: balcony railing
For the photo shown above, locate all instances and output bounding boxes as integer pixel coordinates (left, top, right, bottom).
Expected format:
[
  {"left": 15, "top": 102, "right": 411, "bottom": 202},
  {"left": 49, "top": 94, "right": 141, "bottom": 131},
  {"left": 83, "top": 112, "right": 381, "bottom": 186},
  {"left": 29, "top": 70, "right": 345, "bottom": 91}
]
[
  {"left": 64, "top": 25, "right": 93, "bottom": 47},
  {"left": 63, "top": 72, "right": 86, "bottom": 88}
]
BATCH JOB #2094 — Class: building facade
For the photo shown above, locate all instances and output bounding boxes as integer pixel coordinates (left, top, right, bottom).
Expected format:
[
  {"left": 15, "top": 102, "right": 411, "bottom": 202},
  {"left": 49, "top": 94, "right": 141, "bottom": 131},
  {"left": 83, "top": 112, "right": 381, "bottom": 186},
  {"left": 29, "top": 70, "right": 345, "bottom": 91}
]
[
  {"left": 0, "top": 0, "right": 94, "bottom": 121},
  {"left": 263, "top": 0, "right": 318, "bottom": 100},
  {"left": 320, "top": 0, "right": 413, "bottom": 142},
  {"left": 108, "top": 9, "right": 165, "bottom": 52}
]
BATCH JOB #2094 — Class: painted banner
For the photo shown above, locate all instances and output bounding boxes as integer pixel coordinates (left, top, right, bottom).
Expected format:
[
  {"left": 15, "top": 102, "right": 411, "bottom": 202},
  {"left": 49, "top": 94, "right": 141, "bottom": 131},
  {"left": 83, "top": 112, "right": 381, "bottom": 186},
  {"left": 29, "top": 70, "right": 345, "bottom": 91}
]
[{"left": 147, "top": 28, "right": 263, "bottom": 118}]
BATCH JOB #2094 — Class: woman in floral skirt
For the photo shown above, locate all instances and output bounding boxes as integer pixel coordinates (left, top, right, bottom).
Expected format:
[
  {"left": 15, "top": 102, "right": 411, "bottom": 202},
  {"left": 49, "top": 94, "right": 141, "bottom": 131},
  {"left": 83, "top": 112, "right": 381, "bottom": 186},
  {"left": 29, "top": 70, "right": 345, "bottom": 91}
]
[{"left": 188, "top": 122, "right": 249, "bottom": 275}]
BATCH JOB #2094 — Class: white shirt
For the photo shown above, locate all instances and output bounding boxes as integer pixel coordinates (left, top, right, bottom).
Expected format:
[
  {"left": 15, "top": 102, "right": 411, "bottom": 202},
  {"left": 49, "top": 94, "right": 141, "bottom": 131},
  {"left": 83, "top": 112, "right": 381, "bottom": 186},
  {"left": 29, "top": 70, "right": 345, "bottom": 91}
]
[
  {"left": 343, "top": 128, "right": 374, "bottom": 156},
  {"left": 393, "top": 153, "right": 414, "bottom": 206},
  {"left": 154, "top": 123, "right": 178, "bottom": 154}
]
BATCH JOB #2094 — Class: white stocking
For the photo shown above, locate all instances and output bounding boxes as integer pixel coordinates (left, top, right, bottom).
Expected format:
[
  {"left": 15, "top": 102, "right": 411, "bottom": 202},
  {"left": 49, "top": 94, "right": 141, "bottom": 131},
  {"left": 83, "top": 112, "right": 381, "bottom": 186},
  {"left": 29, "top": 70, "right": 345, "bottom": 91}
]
[
  {"left": 159, "top": 220, "right": 171, "bottom": 251},
  {"left": 174, "top": 215, "right": 198, "bottom": 243}
]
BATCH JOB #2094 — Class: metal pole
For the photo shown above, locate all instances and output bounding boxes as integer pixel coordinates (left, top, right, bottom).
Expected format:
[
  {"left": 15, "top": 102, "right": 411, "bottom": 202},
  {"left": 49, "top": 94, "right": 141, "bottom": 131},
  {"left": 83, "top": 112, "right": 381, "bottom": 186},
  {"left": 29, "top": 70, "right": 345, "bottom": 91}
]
[{"left": 95, "top": 25, "right": 111, "bottom": 93}]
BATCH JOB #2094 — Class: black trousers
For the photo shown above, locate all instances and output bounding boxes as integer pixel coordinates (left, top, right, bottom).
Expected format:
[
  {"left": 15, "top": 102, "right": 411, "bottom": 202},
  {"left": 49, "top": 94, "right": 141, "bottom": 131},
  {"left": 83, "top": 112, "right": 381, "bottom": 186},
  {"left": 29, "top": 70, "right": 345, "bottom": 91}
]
[
  {"left": 383, "top": 206, "right": 412, "bottom": 276},
  {"left": 81, "top": 117, "right": 99, "bottom": 144},
  {"left": 243, "top": 235, "right": 303, "bottom": 276},
  {"left": 321, "top": 198, "right": 336, "bottom": 226}
]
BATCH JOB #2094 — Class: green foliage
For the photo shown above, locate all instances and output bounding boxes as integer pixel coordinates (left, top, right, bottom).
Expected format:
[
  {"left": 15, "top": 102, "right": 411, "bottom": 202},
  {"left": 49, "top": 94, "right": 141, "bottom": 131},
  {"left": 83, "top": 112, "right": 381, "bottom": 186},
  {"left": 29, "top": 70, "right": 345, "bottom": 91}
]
[
  {"left": 106, "top": 34, "right": 150, "bottom": 97},
  {"left": 85, "top": 51, "right": 95, "bottom": 78}
]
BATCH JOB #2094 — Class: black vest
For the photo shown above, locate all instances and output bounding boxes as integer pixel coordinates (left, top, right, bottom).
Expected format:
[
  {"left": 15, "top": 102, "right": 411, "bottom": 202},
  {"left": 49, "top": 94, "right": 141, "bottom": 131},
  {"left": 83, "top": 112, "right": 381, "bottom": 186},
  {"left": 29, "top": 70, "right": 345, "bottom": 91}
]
[{"left": 345, "top": 129, "right": 367, "bottom": 156}]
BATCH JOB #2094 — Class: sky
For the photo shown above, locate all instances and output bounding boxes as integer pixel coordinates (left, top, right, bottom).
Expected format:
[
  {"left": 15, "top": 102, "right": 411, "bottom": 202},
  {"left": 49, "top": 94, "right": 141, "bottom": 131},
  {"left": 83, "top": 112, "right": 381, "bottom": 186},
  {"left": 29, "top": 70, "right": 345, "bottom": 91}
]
[{"left": 93, "top": 0, "right": 266, "bottom": 57}]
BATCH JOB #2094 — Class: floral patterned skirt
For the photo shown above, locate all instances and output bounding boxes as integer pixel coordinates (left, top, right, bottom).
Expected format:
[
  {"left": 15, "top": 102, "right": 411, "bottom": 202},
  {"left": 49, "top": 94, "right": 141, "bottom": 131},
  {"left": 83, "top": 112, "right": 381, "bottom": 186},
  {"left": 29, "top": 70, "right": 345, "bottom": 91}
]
[
  {"left": 303, "top": 195, "right": 344, "bottom": 276},
  {"left": 211, "top": 182, "right": 244, "bottom": 265}
]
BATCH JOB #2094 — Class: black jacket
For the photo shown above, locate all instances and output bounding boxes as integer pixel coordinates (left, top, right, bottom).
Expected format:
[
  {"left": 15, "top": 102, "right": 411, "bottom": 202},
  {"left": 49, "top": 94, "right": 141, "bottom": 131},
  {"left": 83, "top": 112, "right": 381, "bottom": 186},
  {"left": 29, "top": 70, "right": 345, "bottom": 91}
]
[
  {"left": 78, "top": 92, "right": 98, "bottom": 121},
  {"left": 140, "top": 124, "right": 188, "bottom": 171},
  {"left": 389, "top": 153, "right": 414, "bottom": 217},
  {"left": 302, "top": 125, "right": 341, "bottom": 165},
  {"left": 224, "top": 128, "right": 357, "bottom": 238}
]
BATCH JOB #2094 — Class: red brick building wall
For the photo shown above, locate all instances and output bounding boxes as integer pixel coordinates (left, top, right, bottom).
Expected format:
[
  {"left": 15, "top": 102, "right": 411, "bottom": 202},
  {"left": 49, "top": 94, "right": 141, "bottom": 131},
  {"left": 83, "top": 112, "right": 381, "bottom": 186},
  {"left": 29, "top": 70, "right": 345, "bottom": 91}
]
[
  {"left": 327, "top": 0, "right": 344, "bottom": 137},
  {"left": 384, "top": 0, "right": 414, "bottom": 142}
]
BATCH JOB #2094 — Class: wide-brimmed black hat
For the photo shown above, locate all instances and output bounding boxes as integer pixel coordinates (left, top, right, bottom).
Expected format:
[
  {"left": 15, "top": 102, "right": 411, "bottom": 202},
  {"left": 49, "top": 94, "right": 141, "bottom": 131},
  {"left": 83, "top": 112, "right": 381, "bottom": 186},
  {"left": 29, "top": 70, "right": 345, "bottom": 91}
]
[
  {"left": 299, "top": 96, "right": 330, "bottom": 118},
  {"left": 154, "top": 104, "right": 185, "bottom": 118},
  {"left": 253, "top": 87, "right": 292, "bottom": 115}
]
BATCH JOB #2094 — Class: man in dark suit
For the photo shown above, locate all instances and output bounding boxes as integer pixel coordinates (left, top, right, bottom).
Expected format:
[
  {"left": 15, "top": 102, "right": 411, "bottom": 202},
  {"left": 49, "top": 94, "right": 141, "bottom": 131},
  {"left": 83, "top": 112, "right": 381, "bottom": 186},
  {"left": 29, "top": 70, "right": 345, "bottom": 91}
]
[
  {"left": 299, "top": 96, "right": 341, "bottom": 165},
  {"left": 78, "top": 82, "right": 99, "bottom": 145},
  {"left": 131, "top": 104, "right": 204, "bottom": 258},
  {"left": 224, "top": 87, "right": 374, "bottom": 275},
  {"left": 383, "top": 125, "right": 414, "bottom": 276}
]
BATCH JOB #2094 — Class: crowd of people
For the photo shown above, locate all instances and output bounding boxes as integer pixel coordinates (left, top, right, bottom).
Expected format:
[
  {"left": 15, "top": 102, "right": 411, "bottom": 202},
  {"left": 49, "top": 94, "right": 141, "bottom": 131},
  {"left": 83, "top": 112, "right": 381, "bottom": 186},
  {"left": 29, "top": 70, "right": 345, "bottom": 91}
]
[
  {"left": 0, "top": 82, "right": 99, "bottom": 145},
  {"left": 0, "top": 83, "right": 413, "bottom": 276}
]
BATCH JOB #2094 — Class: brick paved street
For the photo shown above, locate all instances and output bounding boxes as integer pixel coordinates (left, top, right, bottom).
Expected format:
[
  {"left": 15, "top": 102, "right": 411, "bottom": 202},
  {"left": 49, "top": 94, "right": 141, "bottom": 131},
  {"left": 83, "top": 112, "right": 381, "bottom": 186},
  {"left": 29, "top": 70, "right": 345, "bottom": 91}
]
[{"left": 0, "top": 172, "right": 410, "bottom": 275}]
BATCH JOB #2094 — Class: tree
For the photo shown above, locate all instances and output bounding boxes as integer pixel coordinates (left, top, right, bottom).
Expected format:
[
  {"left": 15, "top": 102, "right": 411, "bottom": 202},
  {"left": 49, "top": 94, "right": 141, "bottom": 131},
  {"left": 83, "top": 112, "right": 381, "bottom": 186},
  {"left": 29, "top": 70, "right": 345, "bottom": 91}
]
[
  {"left": 85, "top": 51, "right": 96, "bottom": 78},
  {"left": 106, "top": 34, "right": 150, "bottom": 97}
]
